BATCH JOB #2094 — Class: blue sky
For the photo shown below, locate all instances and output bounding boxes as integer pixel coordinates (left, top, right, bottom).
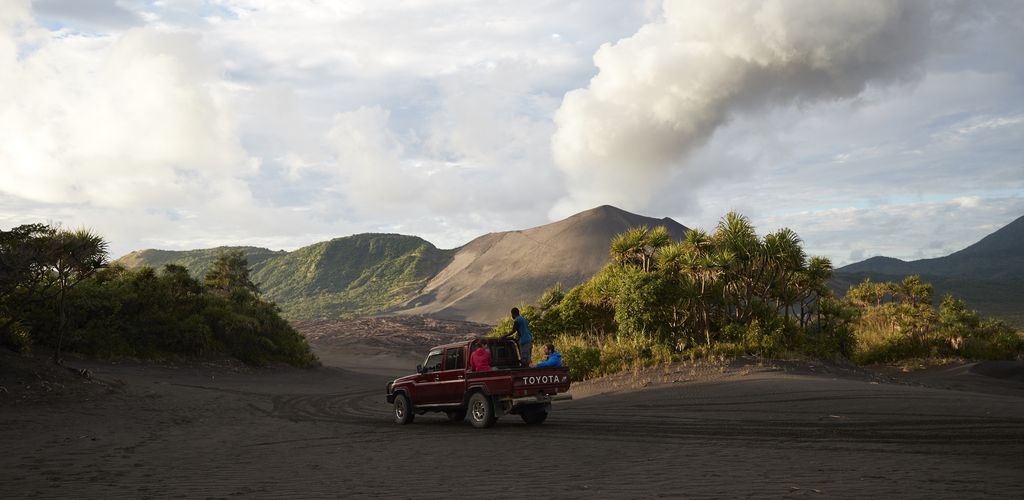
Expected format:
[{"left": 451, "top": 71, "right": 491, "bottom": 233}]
[{"left": 1, "top": 0, "right": 1022, "bottom": 266}]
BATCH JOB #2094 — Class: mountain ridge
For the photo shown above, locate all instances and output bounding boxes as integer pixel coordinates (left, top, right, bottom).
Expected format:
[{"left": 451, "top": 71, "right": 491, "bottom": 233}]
[
  {"left": 835, "top": 214, "right": 1024, "bottom": 326},
  {"left": 118, "top": 209, "right": 1022, "bottom": 327},
  {"left": 116, "top": 205, "right": 689, "bottom": 324},
  {"left": 399, "top": 205, "right": 690, "bottom": 322},
  {"left": 839, "top": 215, "right": 1024, "bottom": 279}
]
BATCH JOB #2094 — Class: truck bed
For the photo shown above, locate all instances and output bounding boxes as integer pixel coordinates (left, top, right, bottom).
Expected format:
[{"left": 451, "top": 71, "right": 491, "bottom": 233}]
[{"left": 466, "top": 366, "right": 570, "bottom": 398}]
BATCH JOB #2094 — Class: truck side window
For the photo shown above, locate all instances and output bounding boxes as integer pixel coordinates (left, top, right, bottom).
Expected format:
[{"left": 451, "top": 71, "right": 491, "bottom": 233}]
[
  {"left": 423, "top": 351, "right": 443, "bottom": 373},
  {"left": 443, "top": 348, "right": 464, "bottom": 371}
]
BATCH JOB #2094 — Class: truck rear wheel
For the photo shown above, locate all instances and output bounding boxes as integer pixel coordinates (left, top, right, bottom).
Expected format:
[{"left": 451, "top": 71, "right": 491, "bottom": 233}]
[
  {"left": 394, "top": 393, "right": 414, "bottom": 425},
  {"left": 520, "top": 408, "right": 548, "bottom": 425},
  {"left": 468, "top": 392, "right": 496, "bottom": 428}
]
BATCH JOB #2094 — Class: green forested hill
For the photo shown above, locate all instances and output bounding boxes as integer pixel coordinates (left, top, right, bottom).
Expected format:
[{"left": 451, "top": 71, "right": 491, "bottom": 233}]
[
  {"left": 117, "top": 234, "right": 456, "bottom": 320},
  {"left": 253, "top": 234, "right": 456, "bottom": 319},
  {"left": 117, "top": 246, "right": 286, "bottom": 278}
]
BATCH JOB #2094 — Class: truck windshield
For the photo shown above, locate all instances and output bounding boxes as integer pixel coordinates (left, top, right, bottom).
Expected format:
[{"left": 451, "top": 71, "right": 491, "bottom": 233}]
[{"left": 423, "top": 350, "right": 443, "bottom": 372}]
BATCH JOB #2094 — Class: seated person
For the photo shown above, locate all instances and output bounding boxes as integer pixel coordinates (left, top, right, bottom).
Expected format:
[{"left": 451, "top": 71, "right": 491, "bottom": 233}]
[
  {"left": 469, "top": 340, "right": 491, "bottom": 371},
  {"left": 533, "top": 343, "right": 562, "bottom": 368}
]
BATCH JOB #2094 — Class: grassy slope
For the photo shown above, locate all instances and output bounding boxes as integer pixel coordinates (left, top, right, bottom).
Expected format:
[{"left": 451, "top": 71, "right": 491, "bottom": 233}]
[
  {"left": 253, "top": 234, "right": 456, "bottom": 320},
  {"left": 117, "top": 235, "right": 456, "bottom": 320},
  {"left": 116, "top": 247, "right": 286, "bottom": 278}
]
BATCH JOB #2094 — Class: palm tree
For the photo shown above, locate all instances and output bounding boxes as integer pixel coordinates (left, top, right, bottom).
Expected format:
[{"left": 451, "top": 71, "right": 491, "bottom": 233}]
[
  {"left": 664, "top": 231, "right": 725, "bottom": 347},
  {"left": 645, "top": 226, "right": 673, "bottom": 271},
  {"left": 51, "top": 229, "right": 109, "bottom": 364},
  {"left": 610, "top": 227, "right": 649, "bottom": 269},
  {"left": 713, "top": 212, "right": 759, "bottom": 322},
  {"left": 801, "top": 256, "right": 833, "bottom": 328},
  {"left": 610, "top": 226, "right": 675, "bottom": 272},
  {"left": 762, "top": 227, "right": 806, "bottom": 318}
]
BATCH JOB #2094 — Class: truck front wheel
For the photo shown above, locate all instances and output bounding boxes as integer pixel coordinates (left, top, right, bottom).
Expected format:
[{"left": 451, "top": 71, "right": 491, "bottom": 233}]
[
  {"left": 520, "top": 408, "right": 548, "bottom": 425},
  {"left": 468, "top": 392, "right": 496, "bottom": 428},
  {"left": 394, "top": 393, "right": 414, "bottom": 425}
]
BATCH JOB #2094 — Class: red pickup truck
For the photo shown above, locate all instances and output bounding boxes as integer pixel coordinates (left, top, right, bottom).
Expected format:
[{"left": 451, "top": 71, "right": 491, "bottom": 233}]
[{"left": 386, "top": 338, "right": 571, "bottom": 428}]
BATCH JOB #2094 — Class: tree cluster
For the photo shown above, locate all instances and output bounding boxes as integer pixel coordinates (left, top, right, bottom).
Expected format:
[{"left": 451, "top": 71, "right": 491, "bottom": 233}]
[
  {"left": 497, "top": 213, "right": 1021, "bottom": 380},
  {"left": 846, "top": 276, "right": 1022, "bottom": 363},
  {"left": 1, "top": 225, "right": 317, "bottom": 367},
  {"left": 497, "top": 212, "right": 853, "bottom": 379}
]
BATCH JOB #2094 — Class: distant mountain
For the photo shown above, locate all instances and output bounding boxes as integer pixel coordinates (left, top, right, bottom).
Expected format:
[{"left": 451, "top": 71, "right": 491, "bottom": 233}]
[
  {"left": 398, "top": 205, "right": 689, "bottom": 323},
  {"left": 117, "top": 205, "right": 688, "bottom": 324},
  {"left": 840, "top": 215, "right": 1024, "bottom": 280},
  {"left": 835, "top": 214, "right": 1024, "bottom": 326}
]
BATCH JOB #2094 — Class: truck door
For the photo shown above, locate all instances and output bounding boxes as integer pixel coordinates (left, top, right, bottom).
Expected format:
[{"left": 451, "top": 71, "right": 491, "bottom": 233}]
[
  {"left": 437, "top": 347, "right": 467, "bottom": 404},
  {"left": 415, "top": 349, "right": 445, "bottom": 404}
]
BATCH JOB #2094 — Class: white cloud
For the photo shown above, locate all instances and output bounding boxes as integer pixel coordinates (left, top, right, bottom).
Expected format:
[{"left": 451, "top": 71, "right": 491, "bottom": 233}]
[
  {"left": 326, "top": 106, "right": 414, "bottom": 212},
  {"left": 550, "top": 0, "right": 952, "bottom": 215},
  {"left": 0, "top": 8, "right": 252, "bottom": 209},
  {"left": 953, "top": 196, "right": 980, "bottom": 209}
]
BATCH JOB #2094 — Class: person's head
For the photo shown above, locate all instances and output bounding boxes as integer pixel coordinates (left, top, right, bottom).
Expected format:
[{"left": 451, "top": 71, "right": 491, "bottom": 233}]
[
  {"left": 545, "top": 343, "right": 555, "bottom": 356},
  {"left": 511, "top": 307, "right": 520, "bottom": 318},
  {"left": 475, "top": 339, "right": 486, "bottom": 350}
]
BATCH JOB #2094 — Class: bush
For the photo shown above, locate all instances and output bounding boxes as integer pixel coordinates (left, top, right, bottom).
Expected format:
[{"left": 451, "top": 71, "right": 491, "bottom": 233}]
[
  {"left": 852, "top": 336, "right": 921, "bottom": 365},
  {"left": 554, "top": 334, "right": 601, "bottom": 381},
  {"left": 0, "top": 319, "right": 32, "bottom": 354}
]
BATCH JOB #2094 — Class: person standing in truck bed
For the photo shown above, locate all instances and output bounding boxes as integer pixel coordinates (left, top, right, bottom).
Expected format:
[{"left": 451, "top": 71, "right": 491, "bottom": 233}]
[{"left": 503, "top": 307, "right": 533, "bottom": 366}]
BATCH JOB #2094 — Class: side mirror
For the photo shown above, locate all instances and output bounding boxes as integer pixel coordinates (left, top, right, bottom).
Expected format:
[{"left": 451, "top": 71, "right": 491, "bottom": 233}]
[{"left": 416, "top": 364, "right": 423, "bottom": 373}]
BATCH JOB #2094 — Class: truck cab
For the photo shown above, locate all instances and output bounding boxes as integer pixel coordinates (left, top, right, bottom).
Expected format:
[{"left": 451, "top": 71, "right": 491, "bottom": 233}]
[{"left": 386, "top": 338, "right": 571, "bottom": 428}]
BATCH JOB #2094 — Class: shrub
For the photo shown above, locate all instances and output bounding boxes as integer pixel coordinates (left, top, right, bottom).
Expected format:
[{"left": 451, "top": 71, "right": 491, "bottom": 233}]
[
  {"left": 0, "top": 319, "right": 32, "bottom": 354},
  {"left": 554, "top": 334, "right": 601, "bottom": 381}
]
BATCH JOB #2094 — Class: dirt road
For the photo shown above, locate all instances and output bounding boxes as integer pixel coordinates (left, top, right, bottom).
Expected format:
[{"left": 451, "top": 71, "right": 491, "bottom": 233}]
[{"left": 2, "top": 357, "right": 1023, "bottom": 498}]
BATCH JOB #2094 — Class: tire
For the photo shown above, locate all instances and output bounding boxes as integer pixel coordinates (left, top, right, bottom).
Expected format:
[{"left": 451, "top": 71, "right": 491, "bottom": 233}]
[
  {"left": 394, "top": 393, "right": 414, "bottom": 425},
  {"left": 468, "top": 392, "right": 497, "bottom": 428},
  {"left": 446, "top": 409, "right": 467, "bottom": 422},
  {"left": 520, "top": 408, "right": 548, "bottom": 425}
]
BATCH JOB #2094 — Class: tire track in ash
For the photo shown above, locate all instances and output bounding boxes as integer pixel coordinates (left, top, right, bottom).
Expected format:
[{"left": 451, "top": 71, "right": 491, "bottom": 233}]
[
  {"left": 551, "top": 386, "right": 1024, "bottom": 455},
  {"left": 269, "top": 387, "right": 389, "bottom": 425},
  {"left": 170, "top": 378, "right": 392, "bottom": 426},
  {"left": 550, "top": 411, "right": 1024, "bottom": 452}
]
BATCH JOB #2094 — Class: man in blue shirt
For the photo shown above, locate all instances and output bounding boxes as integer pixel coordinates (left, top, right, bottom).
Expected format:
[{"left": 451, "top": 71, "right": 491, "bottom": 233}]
[
  {"left": 534, "top": 343, "right": 562, "bottom": 368},
  {"left": 503, "top": 307, "right": 533, "bottom": 366}
]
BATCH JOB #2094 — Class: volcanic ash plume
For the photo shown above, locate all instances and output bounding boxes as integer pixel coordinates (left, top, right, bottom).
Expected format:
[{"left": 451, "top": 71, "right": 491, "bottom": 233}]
[{"left": 550, "top": 0, "right": 943, "bottom": 212}]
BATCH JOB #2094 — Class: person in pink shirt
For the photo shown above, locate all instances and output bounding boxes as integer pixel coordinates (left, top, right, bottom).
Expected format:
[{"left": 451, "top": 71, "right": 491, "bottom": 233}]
[{"left": 469, "top": 340, "right": 491, "bottom": 371}]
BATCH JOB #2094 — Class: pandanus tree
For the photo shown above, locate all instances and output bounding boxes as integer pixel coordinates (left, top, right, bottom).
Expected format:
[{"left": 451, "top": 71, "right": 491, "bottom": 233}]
[
  {"left": 661, "top": 229, "right": 726, "bottom": 347},
  {"left": 795, "top": 256, "right": 833, "bottom": 328},
  {"left": 712, "top": 212, "right": 760, "bottom": 323},
  {"left": 610, "top": 226, "right": 673, "bottom": 272},
  {"left": 761, "top": 227, "right": 806, "bottom": 316},
  {"left": 893, "top": 275, "right": 934, "bottom": 344},
  {"left": 693, "top": 250, "right": 732, "bottom": 345},
  {"left": 50, "top": 228, "right": 109, "bottom": 364}
]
